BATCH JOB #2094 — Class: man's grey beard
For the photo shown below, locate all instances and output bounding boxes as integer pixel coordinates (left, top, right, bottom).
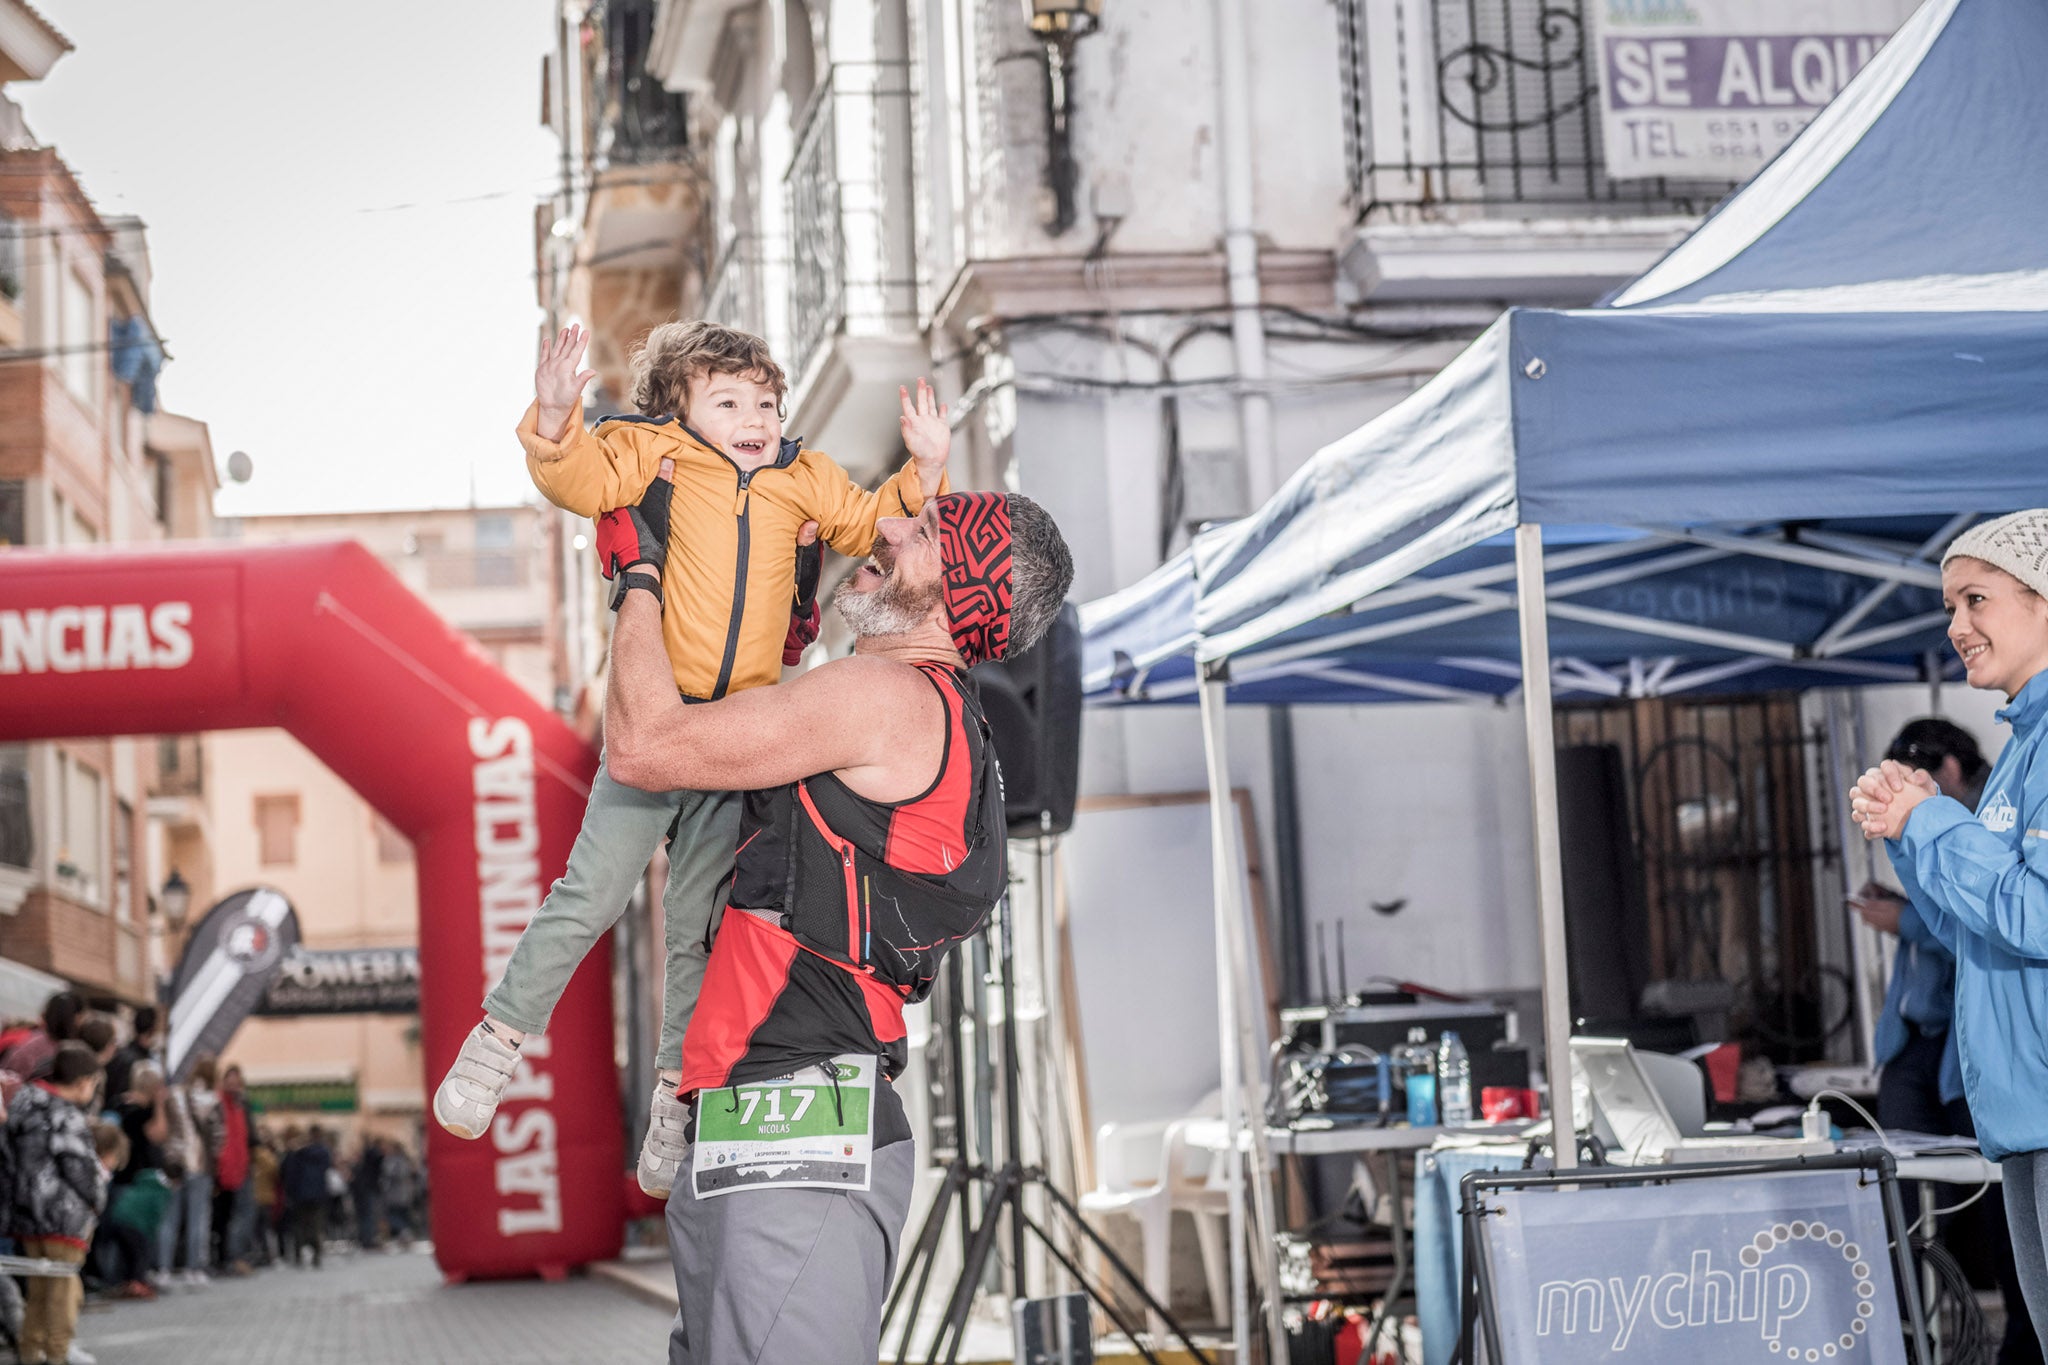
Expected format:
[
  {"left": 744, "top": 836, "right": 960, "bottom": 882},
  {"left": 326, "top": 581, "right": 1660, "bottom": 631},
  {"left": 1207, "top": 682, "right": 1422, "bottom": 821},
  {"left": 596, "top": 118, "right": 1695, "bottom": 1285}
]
[{"left": 833, "top": 573, "right": 943, "bottom": 639}]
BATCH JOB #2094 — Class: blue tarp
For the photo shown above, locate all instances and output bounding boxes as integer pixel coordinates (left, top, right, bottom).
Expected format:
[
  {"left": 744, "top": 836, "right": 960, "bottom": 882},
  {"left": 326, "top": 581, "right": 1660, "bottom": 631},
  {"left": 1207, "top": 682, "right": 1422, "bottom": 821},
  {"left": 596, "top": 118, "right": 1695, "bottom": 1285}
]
[{"left": 1083, "top": 0, "right": 2048, "bottom": 703}]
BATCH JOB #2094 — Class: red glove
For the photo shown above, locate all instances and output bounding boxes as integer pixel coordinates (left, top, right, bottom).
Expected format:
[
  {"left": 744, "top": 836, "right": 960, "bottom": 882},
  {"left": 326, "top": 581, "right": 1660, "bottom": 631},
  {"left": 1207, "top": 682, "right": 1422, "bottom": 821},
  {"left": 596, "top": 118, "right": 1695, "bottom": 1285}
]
[
  {"left": 783, "top": 524, "right": 823, "bottom": 666},
  {"left": 598, "top": 462, "right": 673, "bottom": 610},
  {"left": 597, "top": 463, "right": 673, "bottom": 580},
  {"left": 783, "top": 602, "right": 821, "bottom": 666}
]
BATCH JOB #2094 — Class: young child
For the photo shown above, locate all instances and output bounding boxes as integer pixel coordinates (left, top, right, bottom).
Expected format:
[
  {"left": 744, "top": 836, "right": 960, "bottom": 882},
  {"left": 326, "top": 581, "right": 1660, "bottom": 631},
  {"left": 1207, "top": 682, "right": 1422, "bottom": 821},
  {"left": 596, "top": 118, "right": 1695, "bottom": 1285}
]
[
  {"left": 434, "top": 320, "right": 952, "bottom": 1197},
  {"left": 7, "top": 1042, "right": 110, "bottom": 1365}
]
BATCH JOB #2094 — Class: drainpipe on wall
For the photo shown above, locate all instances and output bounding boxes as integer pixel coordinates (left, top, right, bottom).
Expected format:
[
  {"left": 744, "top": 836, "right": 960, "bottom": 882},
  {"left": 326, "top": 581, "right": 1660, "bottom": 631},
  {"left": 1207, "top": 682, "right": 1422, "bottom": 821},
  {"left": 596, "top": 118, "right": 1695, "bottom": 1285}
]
[
  {"left": 1214, "top": 7, "right": 1289, "bottom": 1361},
  {"left": 1213, "top": 0, "right": 1276, "bottom": 506}
]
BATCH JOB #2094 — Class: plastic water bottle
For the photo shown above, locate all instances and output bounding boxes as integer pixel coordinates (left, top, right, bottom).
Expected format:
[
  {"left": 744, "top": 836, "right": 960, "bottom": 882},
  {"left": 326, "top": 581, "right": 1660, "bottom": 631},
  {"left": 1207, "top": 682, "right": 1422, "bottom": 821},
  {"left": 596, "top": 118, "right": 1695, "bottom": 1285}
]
[
  {"left": 1400, "top": 1027, "right": 1437, "bottom": 1126},
  {"left": 1437, "top": 1031, "right": 1473, "bottom": 1126}
]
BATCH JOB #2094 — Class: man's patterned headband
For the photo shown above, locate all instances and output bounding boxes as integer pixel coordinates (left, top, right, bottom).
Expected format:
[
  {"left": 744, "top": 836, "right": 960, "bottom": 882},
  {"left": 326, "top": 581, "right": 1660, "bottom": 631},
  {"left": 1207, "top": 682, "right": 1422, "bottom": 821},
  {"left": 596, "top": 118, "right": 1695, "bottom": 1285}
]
[{"left": 935, "top": 492, "right": 1012, "bottom": 667}]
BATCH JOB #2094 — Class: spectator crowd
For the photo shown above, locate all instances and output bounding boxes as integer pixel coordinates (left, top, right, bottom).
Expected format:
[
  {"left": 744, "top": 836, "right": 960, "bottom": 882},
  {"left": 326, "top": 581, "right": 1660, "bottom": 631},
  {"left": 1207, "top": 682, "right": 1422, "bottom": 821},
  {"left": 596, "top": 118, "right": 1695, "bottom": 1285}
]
[{"left": 0, "top": 992, "right": 429, "bottom": 1364}]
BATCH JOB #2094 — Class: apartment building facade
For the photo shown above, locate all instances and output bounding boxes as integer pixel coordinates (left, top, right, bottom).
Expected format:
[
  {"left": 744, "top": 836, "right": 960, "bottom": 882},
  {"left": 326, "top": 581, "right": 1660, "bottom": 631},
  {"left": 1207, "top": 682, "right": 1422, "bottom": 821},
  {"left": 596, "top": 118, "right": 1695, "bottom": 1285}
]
[
  {"left": 533, "top": 0, "right": 1746, "bottom": 1001},
  {"left": 0, "top": 4, "right": 213, "bottom": 1019},
  {"left": 536, "top": 1, "right": 1923, "bottom": 1112}
]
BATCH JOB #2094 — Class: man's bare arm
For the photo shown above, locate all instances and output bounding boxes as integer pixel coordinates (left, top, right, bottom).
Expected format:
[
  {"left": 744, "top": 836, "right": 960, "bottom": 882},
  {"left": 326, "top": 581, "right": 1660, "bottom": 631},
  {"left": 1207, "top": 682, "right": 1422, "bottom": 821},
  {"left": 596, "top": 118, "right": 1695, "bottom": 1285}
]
[{"left": 604, "top": 591, "right": 936, "bottom": 794}]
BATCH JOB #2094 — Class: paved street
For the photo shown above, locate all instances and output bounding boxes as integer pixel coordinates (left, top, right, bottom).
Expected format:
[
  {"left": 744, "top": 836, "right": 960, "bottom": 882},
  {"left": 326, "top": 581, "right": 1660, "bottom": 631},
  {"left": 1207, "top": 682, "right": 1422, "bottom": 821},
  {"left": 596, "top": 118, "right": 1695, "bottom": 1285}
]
[{"left": 73, "top": 1245, "right": 676, "bottom": 1365}]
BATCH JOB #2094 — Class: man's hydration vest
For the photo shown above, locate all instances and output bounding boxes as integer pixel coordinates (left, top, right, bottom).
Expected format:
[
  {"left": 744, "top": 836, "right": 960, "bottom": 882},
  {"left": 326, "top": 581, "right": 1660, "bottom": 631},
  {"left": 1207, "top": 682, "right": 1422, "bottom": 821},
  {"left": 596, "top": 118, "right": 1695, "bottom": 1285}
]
[{"left": 677, "top": 661, "right": 1007, "bottom": 1093}]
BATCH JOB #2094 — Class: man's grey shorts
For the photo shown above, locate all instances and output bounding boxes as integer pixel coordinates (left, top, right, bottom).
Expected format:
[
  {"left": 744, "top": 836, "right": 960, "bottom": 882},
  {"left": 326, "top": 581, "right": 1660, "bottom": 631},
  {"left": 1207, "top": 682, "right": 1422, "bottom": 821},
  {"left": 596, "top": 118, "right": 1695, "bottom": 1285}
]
[{"left": 665, "top": 1138, "right": 916, "bottom": 1365}]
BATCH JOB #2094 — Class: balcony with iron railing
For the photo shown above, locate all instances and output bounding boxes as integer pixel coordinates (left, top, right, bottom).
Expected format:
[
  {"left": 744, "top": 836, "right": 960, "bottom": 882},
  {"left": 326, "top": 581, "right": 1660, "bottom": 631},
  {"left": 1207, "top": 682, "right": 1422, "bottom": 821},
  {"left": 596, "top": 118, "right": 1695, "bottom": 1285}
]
[
  {"left": 1335, "top": 0, "right": 1743, "bottom": 302},
  {"left": 701, "top": 232, "right": 775, "bottom": 355},
  {"left": 563, "top": 0, "right": 706, "bottom": 411},
  {"left": 780, "top": 62, "right": 920, "bottom": 405},
  {"left": 1339, "top": 0, "right": 1740, "bottom": 221}
]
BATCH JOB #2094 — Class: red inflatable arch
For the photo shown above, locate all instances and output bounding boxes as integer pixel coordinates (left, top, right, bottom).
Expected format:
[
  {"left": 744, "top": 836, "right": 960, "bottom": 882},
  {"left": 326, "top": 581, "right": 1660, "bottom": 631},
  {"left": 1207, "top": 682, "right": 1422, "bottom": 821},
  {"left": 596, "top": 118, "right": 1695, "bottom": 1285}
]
[{"left": 0, "top": 541, "right": 621, "bottom": 1280}]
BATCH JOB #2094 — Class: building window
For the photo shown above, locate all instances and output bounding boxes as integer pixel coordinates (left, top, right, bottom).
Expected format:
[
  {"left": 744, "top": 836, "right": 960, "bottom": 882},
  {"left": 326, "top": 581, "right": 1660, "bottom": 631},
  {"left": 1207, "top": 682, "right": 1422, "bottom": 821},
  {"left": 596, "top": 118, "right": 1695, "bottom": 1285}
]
[
  {"left": 149, "top": 450, "right": 172, "bottom": 530},
  {"left": 472, "top": 514, "right": 521, "bottom": 587},
  {"left": 0, "top": 745, "right": 30, "bottom": 869},
  {"left": 0, "top": 480, "right": 22, "bottom": 547},
  {"left": 0, "top": 210, "right": 21, "bottom": 302},
  {"left": 113, "top": 798, "right": 134, "bottom": 922},
  {"left": 48, "top": 490, "right": 94, "bottom": 547},
  {"left": 474, "top": 514, "right": 514, "bottom": 549},
  {"left": 373, "top": 815, "right": 412, "bottom": 864},
  {"left": 56, "top": 754, "right": 104, "bottom": 903},
  {"left": 1556, "top": 695, "right": 1830, "bottom": 1064},
  {"left": 254, "top": 793, "right": 300, "bottom": 867},
  {"left": 61, "top": 267, "right": 95, "bottom": 403}
]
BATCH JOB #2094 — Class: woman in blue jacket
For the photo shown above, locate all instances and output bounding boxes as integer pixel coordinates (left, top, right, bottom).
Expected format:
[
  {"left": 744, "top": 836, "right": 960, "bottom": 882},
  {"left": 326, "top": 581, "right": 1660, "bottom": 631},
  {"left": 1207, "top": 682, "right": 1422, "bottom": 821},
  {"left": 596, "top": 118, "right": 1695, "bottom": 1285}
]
[{"left": 1853, "top": 508, "right": 2048, "bottom": 1337}]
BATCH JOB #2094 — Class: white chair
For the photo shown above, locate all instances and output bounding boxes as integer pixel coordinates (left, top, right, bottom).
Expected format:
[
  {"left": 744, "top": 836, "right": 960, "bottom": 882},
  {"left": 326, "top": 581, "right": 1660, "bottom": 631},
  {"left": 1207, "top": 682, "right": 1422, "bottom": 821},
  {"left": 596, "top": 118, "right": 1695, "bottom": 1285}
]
[{"left": 1078, "top": 1095, "right": 1231, "bottom": 1337}]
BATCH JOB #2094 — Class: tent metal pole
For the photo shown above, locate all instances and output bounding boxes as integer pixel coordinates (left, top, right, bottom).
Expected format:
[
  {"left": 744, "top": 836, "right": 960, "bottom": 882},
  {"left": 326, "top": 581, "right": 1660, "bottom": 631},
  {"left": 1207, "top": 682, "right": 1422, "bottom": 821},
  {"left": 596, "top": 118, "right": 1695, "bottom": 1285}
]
[
  {"left": 1823, "top": 691, "right": 1880, "bottom": 1068},
  {"left": 1515, "top": 523, "right": 1578, "bottom": 1171},
  {"left": 1649, "top": 525, "right": 1945, "bottom": 585},
  {"left": 1543, "top": 601, "right": 1801, "bottom": 657},
  {"left": 1197, "top": 670, "right": 1289, "bottom": 1363},
  {"left": 1230, "top": 540, "right": 1723, "bottom": 674},
  {"left": 1198, "top": 671, "right": 1250, "bottom": 1365},
  {"left": 1819, "top": 610, "right": 1953, "bottom": 659}
]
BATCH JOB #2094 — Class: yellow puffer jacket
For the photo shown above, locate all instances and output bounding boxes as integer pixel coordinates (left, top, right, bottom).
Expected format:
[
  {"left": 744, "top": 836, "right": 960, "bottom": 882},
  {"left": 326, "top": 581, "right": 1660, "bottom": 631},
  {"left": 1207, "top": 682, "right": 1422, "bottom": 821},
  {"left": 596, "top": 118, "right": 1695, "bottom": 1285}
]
[{"left": 519, "top": 401, "right": 939, "bottom": 699}]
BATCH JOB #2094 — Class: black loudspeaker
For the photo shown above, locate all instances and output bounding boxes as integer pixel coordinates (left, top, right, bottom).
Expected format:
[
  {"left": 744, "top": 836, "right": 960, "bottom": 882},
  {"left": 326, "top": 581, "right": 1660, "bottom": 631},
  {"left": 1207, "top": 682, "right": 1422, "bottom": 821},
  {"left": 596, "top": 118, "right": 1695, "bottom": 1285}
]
[
  {"left": 1555, "top": 744, "right": 1651, "bottom": 1022},
  {"left": 971, "top": 601, "right": 1082, "bottom": 837}
]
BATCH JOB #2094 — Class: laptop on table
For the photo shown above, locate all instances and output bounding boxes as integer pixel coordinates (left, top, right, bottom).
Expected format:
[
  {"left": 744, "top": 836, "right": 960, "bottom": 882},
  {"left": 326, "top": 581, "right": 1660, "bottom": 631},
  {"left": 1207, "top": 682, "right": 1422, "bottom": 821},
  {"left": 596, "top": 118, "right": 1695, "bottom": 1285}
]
[{"left": 1569, "top": 1037, "right": 1833, "bottom": 1166}]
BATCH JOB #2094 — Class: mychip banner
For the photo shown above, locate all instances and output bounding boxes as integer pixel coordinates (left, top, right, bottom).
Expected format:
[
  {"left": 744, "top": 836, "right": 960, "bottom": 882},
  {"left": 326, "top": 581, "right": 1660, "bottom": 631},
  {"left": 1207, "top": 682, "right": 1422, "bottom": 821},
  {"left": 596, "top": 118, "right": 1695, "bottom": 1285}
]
[
  {"left": 1592, "top": 0, "right": 1917, "bottom": 180},
  {"left": 1479, "top": 1167, "right": 1908, "bottom": 1363}
]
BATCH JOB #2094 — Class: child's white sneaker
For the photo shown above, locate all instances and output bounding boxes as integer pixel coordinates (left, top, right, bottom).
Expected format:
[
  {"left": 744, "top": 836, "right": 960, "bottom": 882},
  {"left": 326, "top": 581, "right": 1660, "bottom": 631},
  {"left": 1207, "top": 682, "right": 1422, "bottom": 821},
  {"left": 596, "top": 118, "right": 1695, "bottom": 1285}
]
[
  {"left": 433, "top": 1021, "right": 521, "bottom": 1139},
  {"left": 637, "top": 1083, "right": 690, "bottom": 1199}
]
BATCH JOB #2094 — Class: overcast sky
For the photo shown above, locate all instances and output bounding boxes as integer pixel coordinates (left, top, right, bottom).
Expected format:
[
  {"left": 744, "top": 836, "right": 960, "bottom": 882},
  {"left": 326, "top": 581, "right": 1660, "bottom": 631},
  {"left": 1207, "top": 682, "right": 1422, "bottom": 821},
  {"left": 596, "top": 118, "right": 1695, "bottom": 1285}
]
[{"left": 16, "top": 1, "right": 562, "bottom": 517}]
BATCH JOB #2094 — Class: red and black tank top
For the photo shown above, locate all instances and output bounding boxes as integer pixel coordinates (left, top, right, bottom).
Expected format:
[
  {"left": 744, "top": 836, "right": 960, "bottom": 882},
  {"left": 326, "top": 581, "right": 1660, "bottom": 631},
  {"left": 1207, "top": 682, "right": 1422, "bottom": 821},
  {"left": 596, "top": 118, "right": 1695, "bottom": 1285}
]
[{"left": 677, "top": 661, "right": 1007, "bottom": 1094}]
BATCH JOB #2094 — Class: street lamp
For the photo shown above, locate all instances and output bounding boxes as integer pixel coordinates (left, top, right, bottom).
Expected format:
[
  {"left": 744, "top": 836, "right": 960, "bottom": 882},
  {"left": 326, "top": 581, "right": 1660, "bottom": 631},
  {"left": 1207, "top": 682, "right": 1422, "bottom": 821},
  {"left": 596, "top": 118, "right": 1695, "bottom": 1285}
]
[
  {"left": 160, "top": 869, "right": 191, "bottom": 930},
  {"left": 1021, "top": 0, "right": 1103, "bottom": 235}
]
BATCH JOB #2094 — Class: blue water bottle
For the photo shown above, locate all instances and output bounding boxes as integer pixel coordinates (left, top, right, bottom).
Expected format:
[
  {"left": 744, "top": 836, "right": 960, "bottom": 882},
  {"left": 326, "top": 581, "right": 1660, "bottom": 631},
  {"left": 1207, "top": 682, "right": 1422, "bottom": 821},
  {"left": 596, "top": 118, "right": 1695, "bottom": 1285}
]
[{"left": 1402, "top": 1027, "right": 1438, "bottom": 1126}]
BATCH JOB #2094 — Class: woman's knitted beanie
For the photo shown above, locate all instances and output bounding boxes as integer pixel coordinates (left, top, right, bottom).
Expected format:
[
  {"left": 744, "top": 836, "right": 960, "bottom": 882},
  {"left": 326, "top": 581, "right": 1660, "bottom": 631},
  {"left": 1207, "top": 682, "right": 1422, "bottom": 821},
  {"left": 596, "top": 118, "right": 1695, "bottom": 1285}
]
[{"left": 1943, "top": 510, "right": 2048, "bottom": 599}]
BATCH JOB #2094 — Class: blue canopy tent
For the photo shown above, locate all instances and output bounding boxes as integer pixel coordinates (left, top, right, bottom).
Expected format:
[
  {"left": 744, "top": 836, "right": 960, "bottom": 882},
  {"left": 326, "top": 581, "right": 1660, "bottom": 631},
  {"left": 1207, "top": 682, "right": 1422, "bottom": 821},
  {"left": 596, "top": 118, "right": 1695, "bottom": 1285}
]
[
  {"left": 1088, "top": 518, "right": 1973, "bottom": 706},
  {"left": 1080, "top": 0, "right": 2048, "bottom": 1349}
]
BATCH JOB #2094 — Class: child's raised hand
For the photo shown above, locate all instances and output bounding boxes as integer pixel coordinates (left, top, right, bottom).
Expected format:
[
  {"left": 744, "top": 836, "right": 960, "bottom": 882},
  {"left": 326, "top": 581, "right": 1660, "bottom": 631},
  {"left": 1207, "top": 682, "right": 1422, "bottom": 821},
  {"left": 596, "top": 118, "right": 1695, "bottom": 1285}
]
[
  {"left": 900, "top": 378, "right": 951, "bottom": 497},
  {"left": 536, "top": 324, "right": 598, "bottom": 435}
]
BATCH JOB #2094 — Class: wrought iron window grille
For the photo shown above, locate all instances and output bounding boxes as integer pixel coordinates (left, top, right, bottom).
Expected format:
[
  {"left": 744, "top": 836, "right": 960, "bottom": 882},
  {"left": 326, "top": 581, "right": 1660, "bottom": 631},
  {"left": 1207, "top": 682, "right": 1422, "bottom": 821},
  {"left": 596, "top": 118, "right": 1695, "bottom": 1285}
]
[{"left": 1336, "top": 0, "right": 1741, "bottom": 219}]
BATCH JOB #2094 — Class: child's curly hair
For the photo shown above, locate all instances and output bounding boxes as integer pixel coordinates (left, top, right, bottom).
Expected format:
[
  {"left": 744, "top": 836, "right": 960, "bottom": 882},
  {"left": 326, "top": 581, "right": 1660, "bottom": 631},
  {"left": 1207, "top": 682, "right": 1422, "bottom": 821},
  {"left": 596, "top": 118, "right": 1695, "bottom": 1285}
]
[{"left": 630, "top": 320, "right": 787, "bottom": 420}]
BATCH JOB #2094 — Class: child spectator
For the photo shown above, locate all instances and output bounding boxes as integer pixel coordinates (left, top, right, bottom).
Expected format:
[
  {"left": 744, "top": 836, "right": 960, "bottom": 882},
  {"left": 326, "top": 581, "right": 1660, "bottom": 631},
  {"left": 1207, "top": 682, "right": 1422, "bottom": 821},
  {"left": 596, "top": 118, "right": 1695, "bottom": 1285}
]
[
  {"left": 7, "top": 1042, "right": 109, "bottom": 1365},
  {"left": 247, "top": 1128, "right": 281, "bottom": 1266},
  {"left": 107, "top": 1063, "right": 171, "bottom": 1289},
  {"left": 86, "top": 1123, "right": 152, "bottom": 1300}
]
